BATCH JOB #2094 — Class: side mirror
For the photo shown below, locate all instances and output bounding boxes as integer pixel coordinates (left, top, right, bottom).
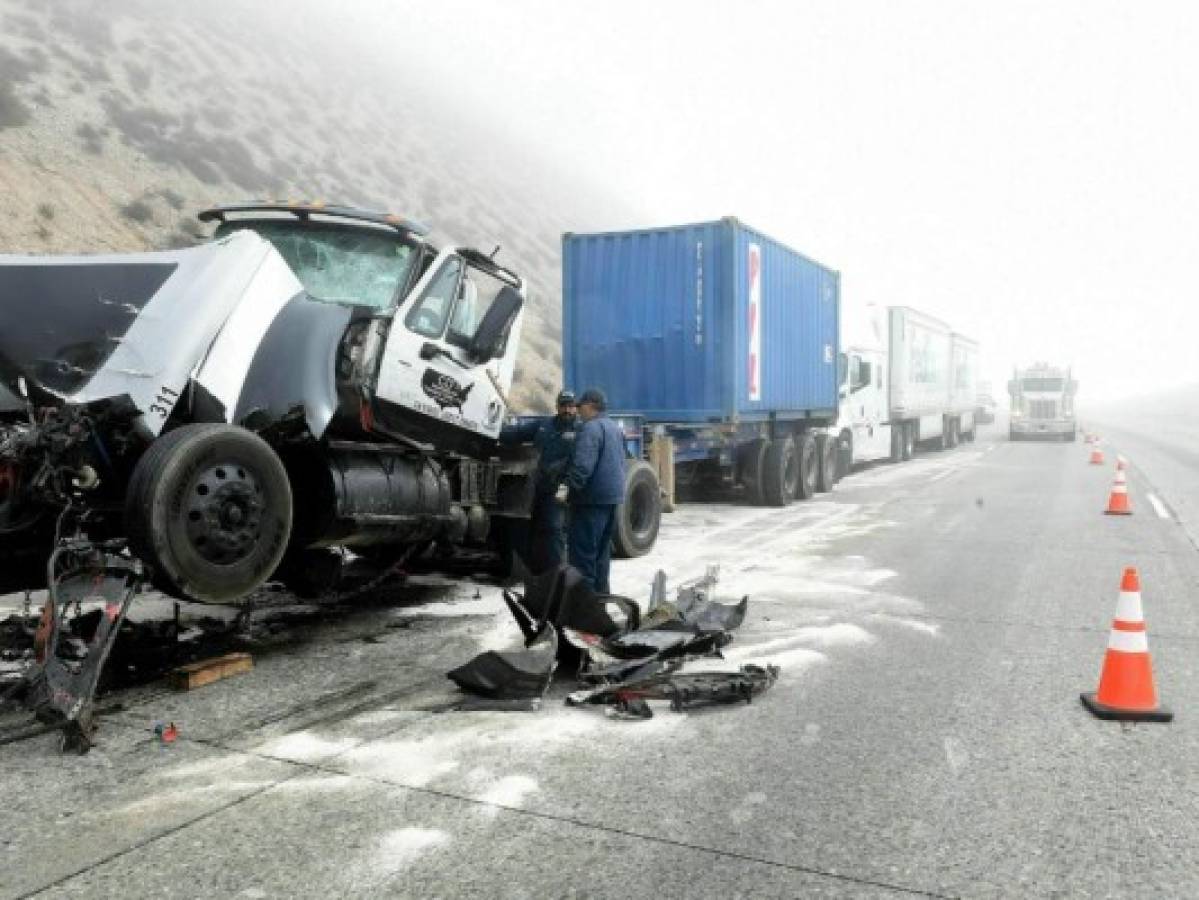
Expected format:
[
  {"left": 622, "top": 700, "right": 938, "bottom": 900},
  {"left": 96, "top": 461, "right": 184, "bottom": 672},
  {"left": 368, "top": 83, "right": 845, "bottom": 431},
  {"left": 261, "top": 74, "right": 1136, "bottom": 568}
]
[{"left": 469, "top": 286, "right": 523, "bottom": 364}]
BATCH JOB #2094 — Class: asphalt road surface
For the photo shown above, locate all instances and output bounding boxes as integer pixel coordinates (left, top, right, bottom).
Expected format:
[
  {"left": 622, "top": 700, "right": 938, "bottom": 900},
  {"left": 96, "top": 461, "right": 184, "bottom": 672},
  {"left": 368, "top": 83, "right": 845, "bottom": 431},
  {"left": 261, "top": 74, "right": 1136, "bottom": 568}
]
[{"left": 2, "top": 418, "right": 1197, "bottom": 899}]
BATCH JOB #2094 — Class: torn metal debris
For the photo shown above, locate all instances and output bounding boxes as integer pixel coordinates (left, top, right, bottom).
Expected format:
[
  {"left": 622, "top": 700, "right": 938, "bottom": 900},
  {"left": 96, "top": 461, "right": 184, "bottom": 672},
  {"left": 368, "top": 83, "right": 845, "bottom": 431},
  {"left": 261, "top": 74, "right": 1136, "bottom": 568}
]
[
  {"left": 18, "top": 538, "right": 143, "bottom": 753},
  {"left": 445, "top": 565, "right": 781, "bottom": 720}
]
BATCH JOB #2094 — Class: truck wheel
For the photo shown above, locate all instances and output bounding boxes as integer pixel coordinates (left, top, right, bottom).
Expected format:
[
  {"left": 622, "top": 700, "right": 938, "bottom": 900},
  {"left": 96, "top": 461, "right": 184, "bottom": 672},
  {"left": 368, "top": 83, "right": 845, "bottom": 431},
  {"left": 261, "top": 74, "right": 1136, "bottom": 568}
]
[
  {"left": 795, "top": 433, "right": 818, "bottom": 500},
  {"left": 902, "top": 422, "right": 916, "bottom": 461},
  {"left": 126, "top": 424, "right": 293, "bottom": 604},
  {"left": 947, "top": 420, "right": 959, "bottom": 448},
  {"left": 761, "top": 436, "right": 797, "bottom": 507},
  {"left": 737, "top": 438, "right": 769, "bottom": 505},
  {"left": 815, "top": 434, "right": 837, "bottom": 493},
  {"left": 613, "top": 460, "right": 661, "bottom": 558},
  {"left": 890, "top": 425, "right": 904, "bottom": 463}
]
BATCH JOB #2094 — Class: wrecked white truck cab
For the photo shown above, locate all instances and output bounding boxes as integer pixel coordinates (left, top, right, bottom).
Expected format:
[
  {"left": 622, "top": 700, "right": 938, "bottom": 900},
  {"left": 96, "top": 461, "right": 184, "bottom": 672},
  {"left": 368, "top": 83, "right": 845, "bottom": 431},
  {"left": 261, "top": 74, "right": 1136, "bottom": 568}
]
[{"left": 0, "top": 203, "right": 531, "bottom": 604}]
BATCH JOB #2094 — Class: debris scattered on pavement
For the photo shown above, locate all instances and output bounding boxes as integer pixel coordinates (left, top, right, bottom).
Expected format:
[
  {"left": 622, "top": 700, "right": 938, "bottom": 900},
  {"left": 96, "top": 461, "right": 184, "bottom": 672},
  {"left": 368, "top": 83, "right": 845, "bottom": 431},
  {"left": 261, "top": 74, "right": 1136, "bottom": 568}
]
[
  {"left": 445, "top": 565, "right": 780, "bottom": 720},
  {"left": 153, "top": 721, "right": 179, "bottom": 745}
]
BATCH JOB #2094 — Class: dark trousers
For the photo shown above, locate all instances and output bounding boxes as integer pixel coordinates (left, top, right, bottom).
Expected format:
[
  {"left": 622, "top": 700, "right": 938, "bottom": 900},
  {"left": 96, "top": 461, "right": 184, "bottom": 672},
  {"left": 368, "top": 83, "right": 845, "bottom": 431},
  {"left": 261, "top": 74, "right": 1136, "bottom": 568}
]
[
  {"left": 526, "top": 490, "right": 566, "bottom": 574},
  {"left": 567, "top": 504, "right": 617, "bottom": 594}
]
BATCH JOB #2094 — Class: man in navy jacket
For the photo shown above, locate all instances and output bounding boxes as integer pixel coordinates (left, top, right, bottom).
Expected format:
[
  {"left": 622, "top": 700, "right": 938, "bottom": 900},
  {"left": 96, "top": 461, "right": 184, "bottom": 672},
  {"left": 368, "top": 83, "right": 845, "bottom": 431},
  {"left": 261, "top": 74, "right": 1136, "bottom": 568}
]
[
  {"left": 500, "top": 390, "right": 577, "bottom": 572},
  {"left": 563, "top": 387, "right": 626, "bottom": 593}
]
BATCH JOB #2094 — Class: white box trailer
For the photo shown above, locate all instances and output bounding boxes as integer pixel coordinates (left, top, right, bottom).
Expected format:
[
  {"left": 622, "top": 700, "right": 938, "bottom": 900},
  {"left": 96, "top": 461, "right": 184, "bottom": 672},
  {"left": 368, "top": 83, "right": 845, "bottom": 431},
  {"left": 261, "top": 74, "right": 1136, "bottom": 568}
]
[
  {"left": 835, "top": 306, "right": 978, "bottom": 471},
  {"left": 948, "top": 332, "right": 979, "bottom": 438}
]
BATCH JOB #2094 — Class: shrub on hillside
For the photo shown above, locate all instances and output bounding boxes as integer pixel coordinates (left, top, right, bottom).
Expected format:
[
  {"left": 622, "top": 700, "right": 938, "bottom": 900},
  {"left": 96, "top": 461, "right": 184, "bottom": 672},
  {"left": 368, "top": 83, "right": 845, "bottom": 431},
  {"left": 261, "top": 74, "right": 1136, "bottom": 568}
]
[
  {"left": 120, "top": 199, "right": 155, "bottom": 225},
  {"left": 0, "top": 82, "right": 30, "bottom": 129}
]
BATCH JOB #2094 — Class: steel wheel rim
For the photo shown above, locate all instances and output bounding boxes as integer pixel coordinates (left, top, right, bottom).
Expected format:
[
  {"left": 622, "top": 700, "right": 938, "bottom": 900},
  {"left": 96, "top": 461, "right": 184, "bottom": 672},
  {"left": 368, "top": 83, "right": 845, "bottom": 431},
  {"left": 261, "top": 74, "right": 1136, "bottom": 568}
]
[{"left": 183, "top": 462, "right": 265, "bottom": 565}]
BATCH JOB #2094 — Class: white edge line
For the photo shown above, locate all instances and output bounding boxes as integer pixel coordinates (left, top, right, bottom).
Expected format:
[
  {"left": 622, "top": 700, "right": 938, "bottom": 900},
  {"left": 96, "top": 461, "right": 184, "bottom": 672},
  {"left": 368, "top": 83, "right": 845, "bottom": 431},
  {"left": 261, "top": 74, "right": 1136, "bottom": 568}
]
[{"left": 1147, "top": 493, "right": 1171, "bottom": 520}]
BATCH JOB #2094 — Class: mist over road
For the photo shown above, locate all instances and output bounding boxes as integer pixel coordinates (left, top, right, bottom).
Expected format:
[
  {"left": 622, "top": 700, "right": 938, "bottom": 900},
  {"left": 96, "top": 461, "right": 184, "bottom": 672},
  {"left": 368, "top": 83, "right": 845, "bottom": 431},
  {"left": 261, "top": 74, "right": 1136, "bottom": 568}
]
[{"left": 1084, "top": 387, "right": 1199, "bottom": 547}]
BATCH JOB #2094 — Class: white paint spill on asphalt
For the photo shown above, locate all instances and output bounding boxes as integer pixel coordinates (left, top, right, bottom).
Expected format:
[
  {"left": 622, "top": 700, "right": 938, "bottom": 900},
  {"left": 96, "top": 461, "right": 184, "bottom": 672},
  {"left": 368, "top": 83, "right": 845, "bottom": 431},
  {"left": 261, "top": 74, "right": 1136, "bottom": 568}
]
[
  {"left": 475, "top": 775, "right": 539, "bottom": 816},
  {"left": 375, "top": 827, "right": 450, "bottom": 872},
  {"left": 870, "top": 613, "right": 941, "bottom": 637}
]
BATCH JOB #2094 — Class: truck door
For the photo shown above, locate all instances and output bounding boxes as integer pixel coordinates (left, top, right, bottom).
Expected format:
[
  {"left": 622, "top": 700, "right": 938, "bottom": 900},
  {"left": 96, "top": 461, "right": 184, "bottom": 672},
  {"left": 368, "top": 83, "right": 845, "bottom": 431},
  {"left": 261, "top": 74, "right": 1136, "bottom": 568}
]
[{"left": 375, "top": 250, "right": 524, "bottom": 442}]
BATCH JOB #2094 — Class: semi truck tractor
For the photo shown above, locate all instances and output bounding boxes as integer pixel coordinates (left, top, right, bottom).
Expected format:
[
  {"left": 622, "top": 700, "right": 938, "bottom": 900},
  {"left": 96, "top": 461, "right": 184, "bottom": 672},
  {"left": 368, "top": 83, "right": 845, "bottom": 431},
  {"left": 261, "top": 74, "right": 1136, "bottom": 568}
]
[
  {"left": 1008, "top": 363, "right": 1077, "bottom": 440},
  {"left": 834, "top": 306, "right": 979, "bottom": 471},
  {"left": 562, "top": 217, "right": 840, "bottom": 522},
  {"left": 0, "top": 202, "right": 539, "bottom": 603}
]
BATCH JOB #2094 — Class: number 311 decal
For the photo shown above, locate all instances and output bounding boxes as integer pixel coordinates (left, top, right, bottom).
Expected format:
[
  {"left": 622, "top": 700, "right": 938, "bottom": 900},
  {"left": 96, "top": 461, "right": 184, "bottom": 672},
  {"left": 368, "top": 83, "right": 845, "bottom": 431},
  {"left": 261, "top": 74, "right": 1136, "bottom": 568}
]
[{"left": 148, "top": 385, "right": 179, "bottom": 419}]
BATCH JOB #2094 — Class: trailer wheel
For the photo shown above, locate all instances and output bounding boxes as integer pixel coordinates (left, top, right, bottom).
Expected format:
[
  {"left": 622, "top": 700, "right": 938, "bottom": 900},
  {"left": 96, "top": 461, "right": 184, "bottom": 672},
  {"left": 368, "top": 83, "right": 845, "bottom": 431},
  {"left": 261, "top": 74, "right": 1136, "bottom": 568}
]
[
  {"left": 902, "top": 422, "right": 916, "bottom": 460},
  {"left": 613, "top": 460, "right": 661, "bottom": 558},
  {"left": 946, "top": 419, "right": 958, "bottom": 449},
  {"left": 890, "top": 424, "right": 904, "bottom": 463},
  {"left": 126, "top": 424, "right": 293, "bottom": 604},
  {"left": 815, "top": 434, "right": 837, "bottom": 493},
  {"left": 795, "top": 433, "right": 818, "bottom": 500},
  {"left": 761, "top": 437, "right": 797, "bottom": 507},
  {"left": 737, "top": 438, "right": 769, "bottom": 505}
]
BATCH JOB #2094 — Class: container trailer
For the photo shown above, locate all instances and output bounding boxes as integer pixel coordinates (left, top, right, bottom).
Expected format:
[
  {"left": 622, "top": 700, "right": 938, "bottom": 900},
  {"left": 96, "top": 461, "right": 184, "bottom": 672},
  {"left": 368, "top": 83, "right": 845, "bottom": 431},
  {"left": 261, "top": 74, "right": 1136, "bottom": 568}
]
[{"left": 562, "top": 217, "right": 841, "bottom": 537}]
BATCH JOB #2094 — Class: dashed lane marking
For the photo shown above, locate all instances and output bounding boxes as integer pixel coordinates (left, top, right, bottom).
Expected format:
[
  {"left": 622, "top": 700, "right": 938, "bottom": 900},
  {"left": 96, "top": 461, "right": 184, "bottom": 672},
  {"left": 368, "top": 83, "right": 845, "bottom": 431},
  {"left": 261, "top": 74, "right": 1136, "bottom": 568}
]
[{"left": 1147, "top": 493, "right": 1171, "bottom": 520}]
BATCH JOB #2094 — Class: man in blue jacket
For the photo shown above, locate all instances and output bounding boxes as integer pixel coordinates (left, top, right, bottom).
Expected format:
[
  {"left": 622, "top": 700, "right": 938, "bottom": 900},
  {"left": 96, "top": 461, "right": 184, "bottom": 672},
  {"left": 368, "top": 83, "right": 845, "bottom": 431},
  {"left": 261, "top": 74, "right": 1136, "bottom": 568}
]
[
  {"left": 563, "top": 387, "right": 626, "bottom": 594},
  {"left": 500, "top": 390, "right": 577, "bottom": 572}
]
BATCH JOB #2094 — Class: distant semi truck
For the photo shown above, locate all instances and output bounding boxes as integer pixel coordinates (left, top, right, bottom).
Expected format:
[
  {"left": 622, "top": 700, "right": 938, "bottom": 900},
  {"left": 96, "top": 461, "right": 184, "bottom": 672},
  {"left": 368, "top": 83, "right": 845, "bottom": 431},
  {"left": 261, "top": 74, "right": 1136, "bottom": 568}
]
[
  {"left": 1008, "top": 363, "right": 1077, "bottom": 441},
  {"left": 835, "top": 307, "right": 979, "bottom": 470}
]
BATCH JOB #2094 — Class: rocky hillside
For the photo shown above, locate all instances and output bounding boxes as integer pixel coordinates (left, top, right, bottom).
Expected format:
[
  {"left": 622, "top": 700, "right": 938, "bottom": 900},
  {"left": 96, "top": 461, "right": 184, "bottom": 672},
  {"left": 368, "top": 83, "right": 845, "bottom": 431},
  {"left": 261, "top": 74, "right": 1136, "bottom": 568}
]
[{"left": 0, "top": 1, "right": 632, "bottom": 411}]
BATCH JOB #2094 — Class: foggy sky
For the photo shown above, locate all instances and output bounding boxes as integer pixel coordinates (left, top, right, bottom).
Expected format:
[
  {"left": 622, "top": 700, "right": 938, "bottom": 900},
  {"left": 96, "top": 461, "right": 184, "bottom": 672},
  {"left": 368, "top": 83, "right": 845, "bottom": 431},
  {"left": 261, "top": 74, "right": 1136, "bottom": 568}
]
[{"left": 240, "top": 2, "right": 1199, "bottom": 402}]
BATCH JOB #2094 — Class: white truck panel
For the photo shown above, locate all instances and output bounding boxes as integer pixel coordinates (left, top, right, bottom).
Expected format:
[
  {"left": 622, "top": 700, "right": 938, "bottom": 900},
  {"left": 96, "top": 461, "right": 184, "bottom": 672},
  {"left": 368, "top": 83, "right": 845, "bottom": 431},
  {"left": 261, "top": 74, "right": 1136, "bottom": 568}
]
[
  {"left": 888, "top": 306, "right": 952, "bottom": 420},
  {"left": 949, "top": 333, "right": 979, "bottom": 414}
]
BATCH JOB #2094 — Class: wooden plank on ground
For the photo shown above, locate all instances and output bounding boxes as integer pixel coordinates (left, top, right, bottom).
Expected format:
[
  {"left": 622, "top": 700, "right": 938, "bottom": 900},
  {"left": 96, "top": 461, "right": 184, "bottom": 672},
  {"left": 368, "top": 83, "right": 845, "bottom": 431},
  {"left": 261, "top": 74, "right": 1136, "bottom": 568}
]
[{"left": 169, "top": 652, "right": 253, "bottom": 691}]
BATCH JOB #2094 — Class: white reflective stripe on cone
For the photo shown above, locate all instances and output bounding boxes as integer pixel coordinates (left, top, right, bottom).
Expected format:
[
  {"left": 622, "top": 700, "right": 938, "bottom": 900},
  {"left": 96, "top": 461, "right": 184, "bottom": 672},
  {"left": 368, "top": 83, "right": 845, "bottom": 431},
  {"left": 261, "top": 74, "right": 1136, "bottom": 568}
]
[
  {"left": 1114, "top": 591, "right": 1144, "bottom": 623},
  {"left": 1108, "top": 628, "right": 1149, "bottom": 653}
]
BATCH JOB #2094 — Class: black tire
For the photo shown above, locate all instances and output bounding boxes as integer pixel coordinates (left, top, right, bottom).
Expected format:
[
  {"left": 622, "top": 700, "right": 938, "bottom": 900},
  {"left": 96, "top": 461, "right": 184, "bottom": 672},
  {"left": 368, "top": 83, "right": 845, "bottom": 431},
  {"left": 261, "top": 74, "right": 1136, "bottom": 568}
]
[
  {"left": 612, "top": 460, "right": 661, "bottom": 558},
  {"left": 760, "top": 436, "right": 798, "bottom": 507},
  {"left": 963, "top": 423, "right": 976, "bottom": 443},
  {"left": 795, "top": 432, "right": 818, "bottom": 500},
  {"left": 835, "top": 431, "right": 853, "bottom": 481},
  {"left": 890, "top": 424, "right": 904, "bottom": 463},
  {"left": 126, "top": 424, "right": 293, "bottom": 603},
  {"left": 902, "top": 422, "right": 915, "bottom": 461},
  {"left": 815, "top": 434, "right": 837, "bottom": 493},
  {"left": 737, "top": 438, "right": 769, "bottom": 505},
  {"left": 947, "top": 419, "right": 959, "bottom": 449}
]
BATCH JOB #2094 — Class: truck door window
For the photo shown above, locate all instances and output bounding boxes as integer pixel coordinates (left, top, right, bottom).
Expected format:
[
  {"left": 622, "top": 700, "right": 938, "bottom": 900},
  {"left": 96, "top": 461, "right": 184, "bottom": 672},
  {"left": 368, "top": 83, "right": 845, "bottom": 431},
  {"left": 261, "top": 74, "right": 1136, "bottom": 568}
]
[
  {"left": 405, "top": 257, "right": 463, "bottom": 338},
  {"left": 445, "top": 266, "right": 517, "bottom": 356}
]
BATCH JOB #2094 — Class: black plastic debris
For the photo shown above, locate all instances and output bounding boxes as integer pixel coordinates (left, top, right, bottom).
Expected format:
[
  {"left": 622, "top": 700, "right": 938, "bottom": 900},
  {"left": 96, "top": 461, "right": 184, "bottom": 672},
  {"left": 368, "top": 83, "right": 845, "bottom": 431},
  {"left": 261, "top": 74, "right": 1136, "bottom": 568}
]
[
  {"left": 518, "top": 565, "right": 640, "bottom": 637},
  {"left": 446, "top": 622, "right": 558, "bottom": 701}
]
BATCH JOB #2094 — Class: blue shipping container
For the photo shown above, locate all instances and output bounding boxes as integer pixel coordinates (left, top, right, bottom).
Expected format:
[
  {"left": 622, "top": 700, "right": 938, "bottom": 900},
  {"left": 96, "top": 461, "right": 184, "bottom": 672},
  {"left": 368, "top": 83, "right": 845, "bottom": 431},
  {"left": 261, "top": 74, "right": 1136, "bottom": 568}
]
[{"left": 562, "top": 218, "right": 840, "bottom": 424}]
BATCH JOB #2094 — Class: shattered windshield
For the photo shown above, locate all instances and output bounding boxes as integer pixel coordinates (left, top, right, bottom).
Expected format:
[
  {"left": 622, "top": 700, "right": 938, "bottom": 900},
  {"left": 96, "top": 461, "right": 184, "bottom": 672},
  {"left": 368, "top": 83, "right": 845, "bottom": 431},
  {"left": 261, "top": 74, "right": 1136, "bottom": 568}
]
[{"left": 214, "top": 220, "right": 419, "bottom": 311}]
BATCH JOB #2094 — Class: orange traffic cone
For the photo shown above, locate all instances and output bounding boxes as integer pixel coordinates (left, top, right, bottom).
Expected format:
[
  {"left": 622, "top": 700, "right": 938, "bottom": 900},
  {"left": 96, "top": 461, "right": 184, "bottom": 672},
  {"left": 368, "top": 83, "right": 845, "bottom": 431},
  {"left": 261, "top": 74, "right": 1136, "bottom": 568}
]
[
  {"left": 1089, "top": 445, "right": 1105, "bottom": 465},
  {"left": 1104, "top": 469, "right": 1132, "bottom": 515},
  {"left": 1081, "top": 568, "right": 1172, "bottom": 722}
]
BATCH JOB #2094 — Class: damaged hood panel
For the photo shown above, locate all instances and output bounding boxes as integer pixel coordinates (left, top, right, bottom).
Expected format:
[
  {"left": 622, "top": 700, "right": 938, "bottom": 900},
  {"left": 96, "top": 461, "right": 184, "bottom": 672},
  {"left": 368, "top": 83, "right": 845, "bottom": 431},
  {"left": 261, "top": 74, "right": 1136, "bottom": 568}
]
[{"left": 0, "top": 231, "right": 347, "bottom": 439}]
